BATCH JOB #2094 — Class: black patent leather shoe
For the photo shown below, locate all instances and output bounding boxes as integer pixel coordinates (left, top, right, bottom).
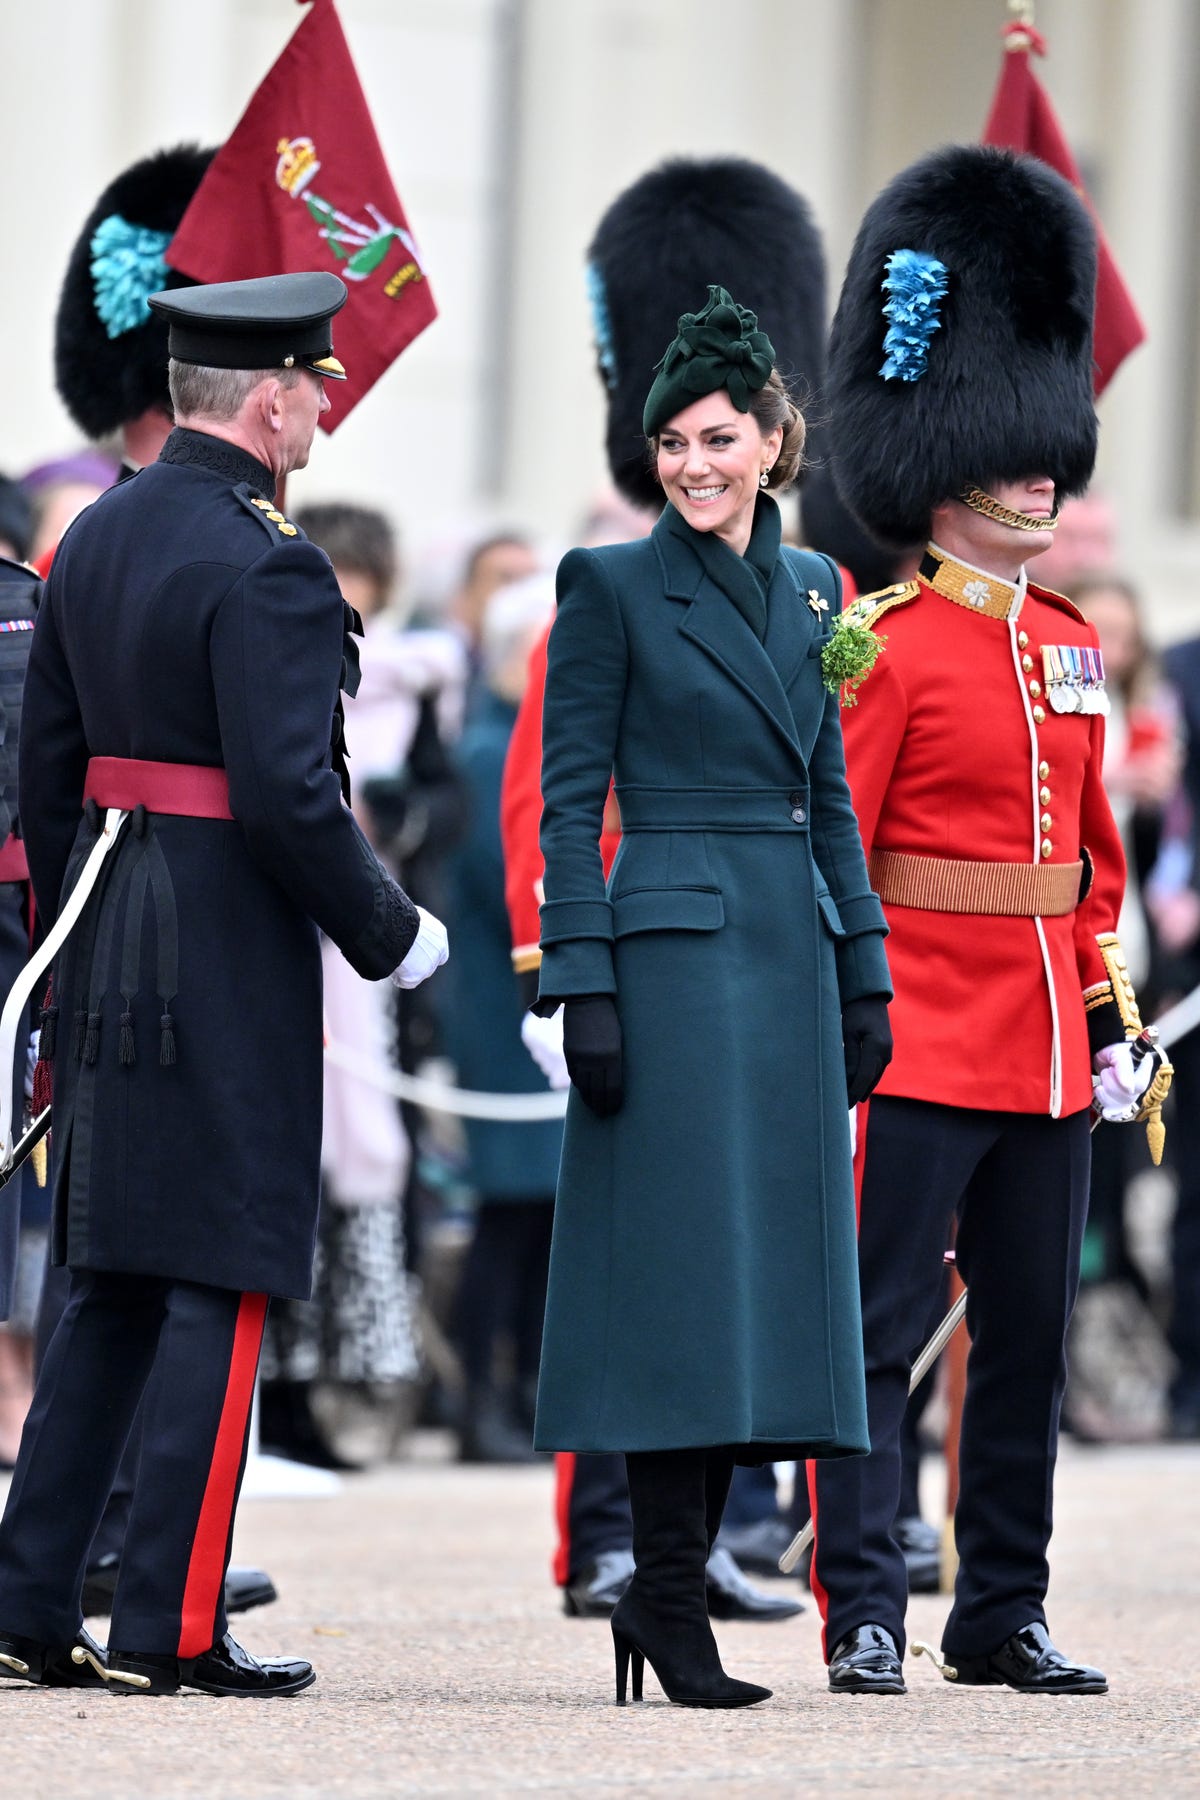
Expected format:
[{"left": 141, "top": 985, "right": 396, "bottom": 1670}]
[
  {"left": 563, "top": 1548, "right": 636, "bottom": 1618},
  {"left": 0, "top": 1624, "right": 110, "bottom": 1688},
  {"left": 107, "top": 1631, "right": 316, "bottom": 1697},
  {"left": 713, "top": 1516, "right": 799, "bottom": 1578},
  {"left": 705, "top": 1547, "right": 804, "bottom": 1621},
  {"left": 948, "top": 1622, "right": 1107, "bottom": 1694},
  {"left": 828, "top": 1623, "right": 907, "bottom": 1694},
  {"left": 82, "top": 1556, "right": 277, "bottom": 1619}
]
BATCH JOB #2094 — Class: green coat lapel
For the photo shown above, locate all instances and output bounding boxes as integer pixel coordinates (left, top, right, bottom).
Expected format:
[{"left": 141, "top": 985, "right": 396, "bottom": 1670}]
[
  {"left": 652, "top": 505, "right": 805, "bottom": 763},
  {"left": 767, "top": 549, "right": 832, "bottom": 697}
]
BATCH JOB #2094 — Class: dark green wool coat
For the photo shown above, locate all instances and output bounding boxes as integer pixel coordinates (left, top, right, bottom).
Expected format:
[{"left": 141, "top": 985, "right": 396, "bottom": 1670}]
[{"left": 533, "top": 498, "right": 890, "bottom": 1460}]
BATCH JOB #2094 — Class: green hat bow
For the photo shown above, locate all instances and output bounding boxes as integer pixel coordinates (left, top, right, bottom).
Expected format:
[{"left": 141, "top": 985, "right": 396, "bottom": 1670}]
[{"left": 642, "top": 285, "right": 776, "bottom": 436}]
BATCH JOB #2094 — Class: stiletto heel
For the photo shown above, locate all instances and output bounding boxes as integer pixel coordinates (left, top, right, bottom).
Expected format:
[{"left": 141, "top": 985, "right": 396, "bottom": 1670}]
[
  {"left": 614, "top": 1628, "right": 630, "bottom": 1704},
  {"left": 613, "top": 1627, "right": 646, "bottom": 1705}
]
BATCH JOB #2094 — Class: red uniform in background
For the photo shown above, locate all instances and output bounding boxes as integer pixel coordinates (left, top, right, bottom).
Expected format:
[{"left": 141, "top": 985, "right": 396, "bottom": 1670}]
[{"left": 501, "top": 621, "right": 620, "bottom": 982}]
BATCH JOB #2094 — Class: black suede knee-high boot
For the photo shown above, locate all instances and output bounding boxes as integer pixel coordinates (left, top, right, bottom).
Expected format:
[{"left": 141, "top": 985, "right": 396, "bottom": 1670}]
[
  {"left": 704, "top": 1449, "right": 736, "bottom": 1553},
  {"left": 610, "top": 1448, "right": 771, "bottom": 1708}
]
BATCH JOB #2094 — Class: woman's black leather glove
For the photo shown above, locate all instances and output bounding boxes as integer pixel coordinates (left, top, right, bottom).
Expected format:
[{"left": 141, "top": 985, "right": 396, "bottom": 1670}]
[
  {"left": 841, "top": 994, "right": 893, "bottom": 1106},
  {"left": 562, "top": 995, "right": 624, "bottom": 1117}
]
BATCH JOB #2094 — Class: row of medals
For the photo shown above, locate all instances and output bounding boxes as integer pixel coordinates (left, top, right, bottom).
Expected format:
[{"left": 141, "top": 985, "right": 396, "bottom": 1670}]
[{"left": 1042, "top": 643, "right": 1111, "bottom": 716}]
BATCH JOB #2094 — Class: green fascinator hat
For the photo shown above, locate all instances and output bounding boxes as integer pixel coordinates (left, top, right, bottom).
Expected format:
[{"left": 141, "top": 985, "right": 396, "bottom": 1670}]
[{"left": 642, "top": 284, "right": 776, "bottom": 436}]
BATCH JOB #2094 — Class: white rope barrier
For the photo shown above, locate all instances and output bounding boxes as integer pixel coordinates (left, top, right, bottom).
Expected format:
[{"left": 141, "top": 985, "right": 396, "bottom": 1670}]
[
  {"left": 1151, "top": 984, "right": 1200, "bottom": 1053},
  {"left": 323, "top": 974, "right": 1200, "bottom": 1128},
  {"left": 323, "top": 1036, "right": 568, "bottom": 1122}
]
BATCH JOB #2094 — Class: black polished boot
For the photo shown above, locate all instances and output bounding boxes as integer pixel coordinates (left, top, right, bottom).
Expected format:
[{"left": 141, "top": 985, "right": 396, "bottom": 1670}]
[
  {"left": 610, "top": 1448, "right": 771, "bottom": 1708},
  {"left": 0, "top": 1624, "right": 111, "bottom": 1689},
  {"left": 82, "top": 1553, "right": 277, "bottom": 1618},
  {"left": 948, "top": 1623, "right": 1107, "bottom": 1694},
  {"left": 107, "top": 1631, "right": 315, "bottom": 1697},
  {"left": 563, "top": 1548, "right": 636, "bottom": 1617},
  {"left": 828, "top": 1623, "right": 907, "bottom": 1695}
]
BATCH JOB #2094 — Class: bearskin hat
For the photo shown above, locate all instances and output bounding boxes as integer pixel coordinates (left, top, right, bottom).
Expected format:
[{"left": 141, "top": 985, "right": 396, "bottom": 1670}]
[
  {"left": 55, "top": 144, "right": 216, "bottom": 439},
  {"left": 828, "top": 144, "right": 1099, "bottom": 549},
  {"left": 587, "top": 158, "right": 827, "bottom": 511}
]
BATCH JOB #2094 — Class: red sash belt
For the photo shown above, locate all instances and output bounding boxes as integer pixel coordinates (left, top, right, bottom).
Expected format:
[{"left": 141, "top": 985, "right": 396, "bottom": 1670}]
[
  {"left": 83, "top": 757, "right": 234, "bottom": 821},
  {"left": 0, "top": 833, "right": 29, "bottom": 883}
]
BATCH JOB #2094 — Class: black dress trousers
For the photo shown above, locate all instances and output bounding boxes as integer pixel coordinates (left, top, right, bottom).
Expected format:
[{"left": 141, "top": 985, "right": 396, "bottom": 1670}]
[
  {"left": 0, "top": 1269, "right": 265, "bottom": 1654},
  {"left": 809, "top": 1096, "right": 1090, "bottom": 1660}
]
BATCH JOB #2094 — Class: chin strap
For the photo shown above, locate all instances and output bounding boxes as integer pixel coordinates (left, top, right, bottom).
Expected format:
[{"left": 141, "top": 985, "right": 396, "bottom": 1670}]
[{"left": 959, "top": 486, "right": 1060, "bottom": 532}]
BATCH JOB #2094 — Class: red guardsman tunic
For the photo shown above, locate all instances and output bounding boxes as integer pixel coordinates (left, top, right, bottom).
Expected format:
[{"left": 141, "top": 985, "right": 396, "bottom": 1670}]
[
  {"left": 501, "top": 620, "right": 620, "bottom": 977},
  {"left": 841, "top": 546, "right": 1131, "bottom": 1119}
]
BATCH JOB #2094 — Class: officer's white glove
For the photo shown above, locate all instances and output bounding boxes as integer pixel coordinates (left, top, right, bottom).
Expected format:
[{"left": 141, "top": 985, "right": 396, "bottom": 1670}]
[
  {"left": 24, "top": 1030, "right": 40, "bottom": 1101},
  {"left": 521, "top": 1007, "right": 570, "bottom": 1090},
  {"left": 1091, "top": 1039, "right": 1160, "bottom": 1123},
  {"left": 391, "top": 907, "right": 449, "bottom": 989}
]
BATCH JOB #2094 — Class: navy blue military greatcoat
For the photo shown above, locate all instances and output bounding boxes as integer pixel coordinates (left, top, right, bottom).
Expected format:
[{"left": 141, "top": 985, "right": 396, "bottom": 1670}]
[{"left": 21, "top": 428, "right": 419, "bottom": 1301}]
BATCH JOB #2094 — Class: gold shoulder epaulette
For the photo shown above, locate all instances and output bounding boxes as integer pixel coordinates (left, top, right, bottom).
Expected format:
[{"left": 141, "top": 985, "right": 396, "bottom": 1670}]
[
  {"left": 236, "top": 486, "right": 301, "bottom": 539},
  {"left": 844, "top": 580, "right": 920, "bottom": 631}
]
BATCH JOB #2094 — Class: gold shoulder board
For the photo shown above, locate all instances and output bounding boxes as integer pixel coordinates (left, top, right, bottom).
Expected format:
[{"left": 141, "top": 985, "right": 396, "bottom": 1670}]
[{"left": 844, "top": 580, "right": 920, "bottom": 631}]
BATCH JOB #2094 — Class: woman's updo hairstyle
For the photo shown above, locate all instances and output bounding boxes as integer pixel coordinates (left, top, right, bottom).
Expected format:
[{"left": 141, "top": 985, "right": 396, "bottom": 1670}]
[{"left": 748, "top": 369, "right": 806, "bottom": 492}]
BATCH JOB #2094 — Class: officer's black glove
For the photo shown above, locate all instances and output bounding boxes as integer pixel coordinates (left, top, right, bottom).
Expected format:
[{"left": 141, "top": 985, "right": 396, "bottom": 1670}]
[
  {"left": 562, "top": 995, "right": 624, "bottom": 1118},
  {"left": 842, "top": 994, "right": 893, "bottom": 1107}
]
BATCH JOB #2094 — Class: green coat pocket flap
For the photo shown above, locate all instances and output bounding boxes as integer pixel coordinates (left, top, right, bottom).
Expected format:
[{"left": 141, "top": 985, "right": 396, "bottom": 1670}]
[
  {"left": 612, "top": 886, "right": 725, "bottom": 938},
  {"left": 816, "top": 889, "right": 846, "bottom": 937}
]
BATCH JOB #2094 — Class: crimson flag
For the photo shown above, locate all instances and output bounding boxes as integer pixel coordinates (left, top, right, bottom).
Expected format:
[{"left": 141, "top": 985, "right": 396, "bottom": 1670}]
[
  {"left": 167, "top": 0, "right": 436, "bottom": 430},
  {"left": 982, "top": 21, "right": 1144, "bottom": 396}
]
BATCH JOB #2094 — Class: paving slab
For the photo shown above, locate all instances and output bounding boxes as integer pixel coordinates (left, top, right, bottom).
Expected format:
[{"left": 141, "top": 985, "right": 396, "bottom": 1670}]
[{"left": 1, "top": 1440, "right": 1198, "bottom": 1797}]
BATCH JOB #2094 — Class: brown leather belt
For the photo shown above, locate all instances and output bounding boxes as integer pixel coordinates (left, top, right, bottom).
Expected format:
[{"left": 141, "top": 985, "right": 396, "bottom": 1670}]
[{"left": 869, "top": 849, "right": 1083, "bottom": 917}]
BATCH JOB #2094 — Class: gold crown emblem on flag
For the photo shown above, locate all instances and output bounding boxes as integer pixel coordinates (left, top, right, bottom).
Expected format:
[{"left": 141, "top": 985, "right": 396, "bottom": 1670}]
[{"left": 275, "top": 136, "right": 321, "bottom": 198}]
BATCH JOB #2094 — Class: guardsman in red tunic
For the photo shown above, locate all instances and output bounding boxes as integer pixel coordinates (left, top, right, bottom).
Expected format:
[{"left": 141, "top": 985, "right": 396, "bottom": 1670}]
[{"left": 808, "top": 145, "right": 1170, "bottom": 1698}]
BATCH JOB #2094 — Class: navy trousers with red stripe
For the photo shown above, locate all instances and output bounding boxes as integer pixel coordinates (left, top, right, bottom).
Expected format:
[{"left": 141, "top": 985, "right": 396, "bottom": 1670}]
[
  {"left": 809, "top": 1098, "right": 1089, "bottom": 1662},
  {"left": 553, "top": 1452, "right": 632, "bottom": 1583},
  {"left": 0, "top": 1269, "right": 265, "bottom": 1655}
]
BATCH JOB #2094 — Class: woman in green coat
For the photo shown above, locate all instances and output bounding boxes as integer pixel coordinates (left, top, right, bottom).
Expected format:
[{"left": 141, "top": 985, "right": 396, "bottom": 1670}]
[{"left": 533, "top": 290, "right": 894, "bottom": 1709}]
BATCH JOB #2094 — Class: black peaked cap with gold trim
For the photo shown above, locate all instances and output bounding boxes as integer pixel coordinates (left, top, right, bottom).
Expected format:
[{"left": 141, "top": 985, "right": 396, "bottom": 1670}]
[
  {"left": 828, "top": 144, "right": 1099, "bottom": 548},
  {"left": 148, "top": 272, "right": 348, "bottom": 380},
  {"left": 587, "top": 158, "right": 827, "bottom": 512}
]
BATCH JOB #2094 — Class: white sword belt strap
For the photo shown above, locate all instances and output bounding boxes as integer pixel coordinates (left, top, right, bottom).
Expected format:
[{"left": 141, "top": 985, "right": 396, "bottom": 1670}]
[{"left": 0, "top": 808, "right": 129, "bottom": 1167}]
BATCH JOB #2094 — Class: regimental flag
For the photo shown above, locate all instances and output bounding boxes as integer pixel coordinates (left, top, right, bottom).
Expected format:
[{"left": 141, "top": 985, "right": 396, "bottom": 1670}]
[
  {"left": 167, "top": 0, "right": 436, "bottom": 430},
  {"left": 982, "top": 19, "right": 1145, "bottom": 397}
]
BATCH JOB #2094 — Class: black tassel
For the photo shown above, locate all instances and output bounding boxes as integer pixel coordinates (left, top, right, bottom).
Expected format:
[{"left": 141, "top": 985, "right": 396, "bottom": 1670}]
[
  {"left": 72, "top": 1008, "right": 88, "bottom": 1061},
  {"left": 83, "top": 1010, "right": 102, "bottom": 1066},
  {"left": 39, "top": 1004, "right": 58, "bottom": 1062},
  {"left": 119, "top": 1010, "right": 136, "bottom": 1067},
  {"left": 159, "top": 1011, "right": 176, "bottom": 1067}
]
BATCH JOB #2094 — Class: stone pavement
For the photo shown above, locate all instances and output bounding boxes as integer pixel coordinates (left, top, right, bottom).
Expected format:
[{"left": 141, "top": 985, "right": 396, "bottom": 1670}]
[{"left": 2, "top": 1439, "right": 1198, "bottom": 1798}]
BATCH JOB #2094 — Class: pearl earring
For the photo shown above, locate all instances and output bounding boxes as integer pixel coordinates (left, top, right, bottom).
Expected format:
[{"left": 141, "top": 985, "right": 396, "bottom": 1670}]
[{"left": 759, "top": 468, "right": 770, "bottom": 488}]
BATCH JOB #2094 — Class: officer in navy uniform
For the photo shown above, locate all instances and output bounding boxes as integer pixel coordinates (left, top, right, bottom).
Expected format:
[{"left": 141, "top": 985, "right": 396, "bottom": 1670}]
[
  {"left": 808, "top": 146, "right": 1171, "bottom": 1698},
  {"left": 39, "top": 140, "right": 281, "bottom": 1625},
  {"left": 0, "top": 272, "right": 448, "bottom": 1696}
]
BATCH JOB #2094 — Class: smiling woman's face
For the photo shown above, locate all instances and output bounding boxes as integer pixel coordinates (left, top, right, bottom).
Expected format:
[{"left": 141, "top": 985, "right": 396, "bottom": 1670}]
[{"left": 655, "top": 390, "right": 780, "bottom": 556}]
